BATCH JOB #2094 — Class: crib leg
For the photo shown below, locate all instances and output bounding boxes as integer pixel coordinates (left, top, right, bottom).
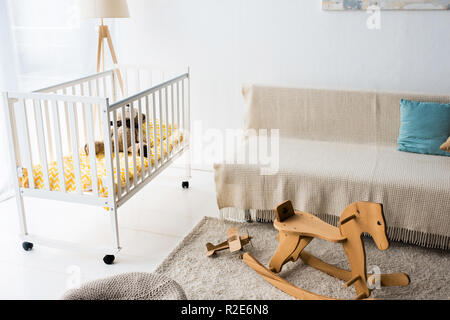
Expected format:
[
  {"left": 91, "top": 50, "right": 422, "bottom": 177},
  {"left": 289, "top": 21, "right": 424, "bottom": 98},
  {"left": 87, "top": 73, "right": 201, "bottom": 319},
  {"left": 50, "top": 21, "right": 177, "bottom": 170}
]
[
  {"left": 16, "top": 191, "right": 32, "bottom": 251},
  {"left": 110, "top": 207, "right": 120, "bottom": 250},
  {"left": 105, "top": 206, "right": 120, "bottom": 264},
  {"left": 182, "top": 147, "right": 191, "bottom": 189},
  {"left": 16, "top": 191, "right": 28, "bottom": 237},
  {"left": 16, "top": 191, "right": 32, "bottom": 252}
]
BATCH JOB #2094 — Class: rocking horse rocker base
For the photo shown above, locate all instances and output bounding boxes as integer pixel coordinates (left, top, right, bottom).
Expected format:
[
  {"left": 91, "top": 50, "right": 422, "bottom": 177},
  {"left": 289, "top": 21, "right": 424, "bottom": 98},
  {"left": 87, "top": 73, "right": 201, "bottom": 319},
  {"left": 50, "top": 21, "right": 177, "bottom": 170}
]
[{"left": 243, "top": 200, "right": 410, "bottom": 300}]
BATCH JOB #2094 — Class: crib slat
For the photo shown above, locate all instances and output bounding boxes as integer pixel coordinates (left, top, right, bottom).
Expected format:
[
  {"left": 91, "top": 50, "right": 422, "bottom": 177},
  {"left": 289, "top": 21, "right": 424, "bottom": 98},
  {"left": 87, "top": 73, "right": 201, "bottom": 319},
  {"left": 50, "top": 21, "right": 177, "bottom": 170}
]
[
  {"left": 170, "top": 84, "right": 175, "bottom": 152},
  {"left": 181, "top": 80, "right": 185, "bottom": 144},
  {"left": 152, "top": 93, "right": 159, "bottom": 168},
  {"left": 129, "top": 104, "right": 137, "bottom": 188},
  {"left": 67, "top": 102, "right": 83, "bottom": 194},
  {"left": 95, "top": 78, "right": 100, "bottom": 97},
  {"left": 164, "top": 86, "right": 169, "bottom": 160},
  {"left": 88, "top": 80, "right": 93, "bottom": 97},
  {"left": 95, "top": 78, "right": 103, "bottom": 138},
  {"left": 158, "top": 89, "right": 164, "bottom": 165},
  {"left": 79, "top": 84, "right": 88, "bottom": 143},
  {"left": 102, "top": 76, "right": 107, "bottom": 98},
  {"left": 186, "top": 74, "right": 191, "bottom": 137},
  {"left": 177, "top": 82, "right": 183, "bottom": 147},
  {"left": 176, "top": 81, "right": 181, "bottom": 147},
  {"left": 33, "top": 100, "right": 50, "bottom": 190},
  {"left": 98, "top": 80, "right": 104, "bottom": 139},
  {"left": 137, "top": 98, "right": 145, "bottom": 182},
  {"left": 88, "top": 80, "right": 96, "bottom": 138},
  {"left": 18, "top": 100, "right": 34, "bottom": 189},
  {"left": 100, "top": 100, "right": 116, "bottom": 204},
  {"left": 22, "top": 101, "right": 36, "bottom": 189},
  {"left": 50, "top": 99, "right": 66, "bottom": 192},
  {"left": 43, "top": 99, "right": 55, "bottom": 161},
  {"left": 100, "top": 100, "right": 115, "bottom": 203},
  {"left": 88, "top": 80, "right": 101, "bottom": 140},
  {"left": 85, "top": 103, "right": 98, "bottom": 196},
  {"left": 144, "top": 95, "right": 152, "bottom": 175},
  {"left": 62, "top": 88, "right": 72, "bottom": 153},
  {"left": 87, "top": 81, "right": 95, "bottom": 130},
  {"left": 121, "top": 106, "right": 130, "bottom": 193},
  {"left": 112, "top": 110, "right": 121, "bottom": 198}
]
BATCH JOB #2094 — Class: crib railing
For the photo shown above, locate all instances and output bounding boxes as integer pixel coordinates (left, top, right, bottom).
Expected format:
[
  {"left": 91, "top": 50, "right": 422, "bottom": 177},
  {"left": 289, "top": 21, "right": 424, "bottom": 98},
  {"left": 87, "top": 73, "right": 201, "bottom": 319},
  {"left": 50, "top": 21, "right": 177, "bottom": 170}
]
[
  {"left": 3, "top": 67, "right": 190, "bottom": 211},
  {"left": 35, "top": 70, "right": 117, "bottom": 156},
  {"left": 109, "top": 72, "right": 190, "bottom": 206},
  {"left": 3, "top": 92, "right": 110, "bottom": 207}
]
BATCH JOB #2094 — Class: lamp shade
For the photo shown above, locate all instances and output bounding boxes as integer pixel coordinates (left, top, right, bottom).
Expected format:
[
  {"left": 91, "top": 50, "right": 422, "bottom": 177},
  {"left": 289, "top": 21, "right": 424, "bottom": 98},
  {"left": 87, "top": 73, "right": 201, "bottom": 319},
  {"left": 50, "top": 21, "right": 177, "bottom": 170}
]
[{"left": 80, "top": 0, "right": 130, "bottom": 19}]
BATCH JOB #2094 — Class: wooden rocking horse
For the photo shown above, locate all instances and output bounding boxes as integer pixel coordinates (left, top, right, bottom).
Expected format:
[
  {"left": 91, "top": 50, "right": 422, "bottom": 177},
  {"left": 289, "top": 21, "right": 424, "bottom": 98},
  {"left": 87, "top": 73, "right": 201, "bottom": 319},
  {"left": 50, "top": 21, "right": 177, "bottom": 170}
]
[{"left": 242, "top": 200, "right": 410, "bottom": 300}]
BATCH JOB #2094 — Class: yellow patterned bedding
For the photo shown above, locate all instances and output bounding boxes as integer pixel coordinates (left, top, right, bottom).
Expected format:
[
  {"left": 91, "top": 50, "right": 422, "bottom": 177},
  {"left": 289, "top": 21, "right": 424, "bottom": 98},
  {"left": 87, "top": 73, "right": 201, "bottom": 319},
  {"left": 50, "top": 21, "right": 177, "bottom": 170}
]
[
  {"left": 141, "top": 119, "right": 183, "bottom": 149},
  {"left": 20, "top": 122, "right": 183, "bottom": 198}
]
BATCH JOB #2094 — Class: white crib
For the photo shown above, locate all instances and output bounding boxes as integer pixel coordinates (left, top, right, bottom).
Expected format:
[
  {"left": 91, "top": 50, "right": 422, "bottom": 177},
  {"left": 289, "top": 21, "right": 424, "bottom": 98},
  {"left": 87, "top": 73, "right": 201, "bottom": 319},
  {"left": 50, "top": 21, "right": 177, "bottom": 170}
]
[{"left": 3, "top": 66, "right": 191, "bottom": 264}]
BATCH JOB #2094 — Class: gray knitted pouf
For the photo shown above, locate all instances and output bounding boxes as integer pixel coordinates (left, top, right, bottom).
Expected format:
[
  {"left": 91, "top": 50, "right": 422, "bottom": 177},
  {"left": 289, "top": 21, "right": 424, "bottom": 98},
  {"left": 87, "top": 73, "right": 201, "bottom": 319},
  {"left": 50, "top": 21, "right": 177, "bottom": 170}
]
[{"left": 62, "top": 272, "right": 187, "bottom": 300}]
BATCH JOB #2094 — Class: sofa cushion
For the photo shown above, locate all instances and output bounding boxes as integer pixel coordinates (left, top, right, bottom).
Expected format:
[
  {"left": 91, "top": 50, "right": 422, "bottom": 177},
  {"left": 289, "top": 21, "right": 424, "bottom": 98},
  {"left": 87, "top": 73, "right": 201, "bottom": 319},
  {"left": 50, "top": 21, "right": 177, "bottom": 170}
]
[
  {"left": 214, "top": 138, "right": 450, "bottom": 246},
  {"left": 397, "top": 99, "right": 450, "bottom": 157},
  {"left": 242, "top": 85, "right": 450, "bottom": 146}
]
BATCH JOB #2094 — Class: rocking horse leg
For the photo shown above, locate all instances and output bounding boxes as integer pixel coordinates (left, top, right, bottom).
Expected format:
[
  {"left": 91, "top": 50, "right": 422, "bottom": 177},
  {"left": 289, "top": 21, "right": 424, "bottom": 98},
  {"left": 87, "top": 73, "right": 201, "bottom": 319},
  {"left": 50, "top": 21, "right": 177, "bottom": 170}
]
[
  {"left": 342, "top": 236, "right": 370, "bottom": 299},
  {"left": 300, "top": 250, "right": 350, "bottom": 280},
  {"left": 289, "top": 236, "right": 313, "bottom": 262},
  {"left": 243, "top": 253, "right": 336, "bottom": 300},
  {"left": 299, "top": 250, "right": 410, "bottom": 287},
  {"left": 370, "top": 272, "right": 410, "bottom": 287},
  {"left": 269, "top": 231, "right": 301, "bottom": 273}
]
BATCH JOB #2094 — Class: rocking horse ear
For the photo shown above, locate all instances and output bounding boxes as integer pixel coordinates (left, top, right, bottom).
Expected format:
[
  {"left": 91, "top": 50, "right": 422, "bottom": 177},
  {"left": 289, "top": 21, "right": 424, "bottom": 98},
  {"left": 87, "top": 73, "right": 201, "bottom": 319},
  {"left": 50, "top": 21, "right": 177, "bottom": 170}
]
[{"left": 275, "top": 200, "right": 295, "bottom": 222}]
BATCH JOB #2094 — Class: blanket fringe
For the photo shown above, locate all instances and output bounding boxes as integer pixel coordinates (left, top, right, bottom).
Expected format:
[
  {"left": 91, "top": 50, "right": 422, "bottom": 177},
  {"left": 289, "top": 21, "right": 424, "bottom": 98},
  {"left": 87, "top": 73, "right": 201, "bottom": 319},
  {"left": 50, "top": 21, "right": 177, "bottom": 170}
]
[{"left": 219, "top": 208, "right": 450, "bottom": 251}]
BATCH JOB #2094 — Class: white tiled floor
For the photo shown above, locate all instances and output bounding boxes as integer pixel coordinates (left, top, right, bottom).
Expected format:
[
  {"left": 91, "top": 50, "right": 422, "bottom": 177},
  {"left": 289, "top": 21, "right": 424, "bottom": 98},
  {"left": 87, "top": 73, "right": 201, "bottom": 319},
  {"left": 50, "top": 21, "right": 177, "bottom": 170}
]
[{"left": 0, "top": 165, "right": 219, "bottom": 299}]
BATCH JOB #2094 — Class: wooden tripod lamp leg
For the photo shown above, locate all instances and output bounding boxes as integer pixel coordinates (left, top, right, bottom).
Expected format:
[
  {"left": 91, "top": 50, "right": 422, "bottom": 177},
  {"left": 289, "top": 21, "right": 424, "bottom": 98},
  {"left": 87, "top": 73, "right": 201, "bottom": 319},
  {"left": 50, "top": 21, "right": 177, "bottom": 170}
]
[
  {"left": 96, "top": 24, "right": 125, "bottom": 96},
  {"left": 104, "top": 27, "right": 125, "bottom": 96},
  {"left": 96, "top": 27, "right": 104, "bottom": 73}
]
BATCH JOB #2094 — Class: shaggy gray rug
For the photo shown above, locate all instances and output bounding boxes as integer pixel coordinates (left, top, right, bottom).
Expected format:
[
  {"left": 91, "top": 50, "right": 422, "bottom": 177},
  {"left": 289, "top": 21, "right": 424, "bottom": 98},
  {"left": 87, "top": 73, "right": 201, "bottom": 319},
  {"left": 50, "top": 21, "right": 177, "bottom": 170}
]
[{"left": 155, "top": 217, "right": 450, "bottom": 300}]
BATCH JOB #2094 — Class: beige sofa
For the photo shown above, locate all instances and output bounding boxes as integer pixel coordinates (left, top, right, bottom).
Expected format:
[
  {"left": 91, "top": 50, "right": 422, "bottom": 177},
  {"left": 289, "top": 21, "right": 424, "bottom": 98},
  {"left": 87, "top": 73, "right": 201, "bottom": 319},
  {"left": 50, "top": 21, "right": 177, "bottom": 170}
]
[{"left": 214, "top": 85, "right": 450, "bottom": 250}]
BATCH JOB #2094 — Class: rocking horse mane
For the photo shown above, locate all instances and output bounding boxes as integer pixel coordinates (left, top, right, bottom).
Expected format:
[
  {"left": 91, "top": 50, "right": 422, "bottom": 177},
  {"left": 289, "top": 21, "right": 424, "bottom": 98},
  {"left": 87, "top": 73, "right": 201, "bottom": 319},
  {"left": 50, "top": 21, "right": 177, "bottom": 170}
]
[
  {"left": 338, "top": 202, "right": 384, "bottom": 226},
  {"left": 339, "top": 202, "right": 359, "bottom": 225}
]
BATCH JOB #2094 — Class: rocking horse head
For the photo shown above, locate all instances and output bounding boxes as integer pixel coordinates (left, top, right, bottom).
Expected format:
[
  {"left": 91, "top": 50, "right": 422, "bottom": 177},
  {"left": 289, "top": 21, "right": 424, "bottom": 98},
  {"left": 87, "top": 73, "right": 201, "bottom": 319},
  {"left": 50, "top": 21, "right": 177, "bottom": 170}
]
[{"left": 339, "top": 202, "right": 389, "bottom": 251}]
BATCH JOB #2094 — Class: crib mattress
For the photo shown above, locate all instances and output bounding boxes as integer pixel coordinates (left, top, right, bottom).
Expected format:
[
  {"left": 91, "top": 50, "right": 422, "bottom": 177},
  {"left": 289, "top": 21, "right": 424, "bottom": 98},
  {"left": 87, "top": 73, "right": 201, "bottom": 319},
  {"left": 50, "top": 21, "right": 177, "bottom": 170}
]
[{"left": 20, "top": 134, "right": 182, "bottom": 198}]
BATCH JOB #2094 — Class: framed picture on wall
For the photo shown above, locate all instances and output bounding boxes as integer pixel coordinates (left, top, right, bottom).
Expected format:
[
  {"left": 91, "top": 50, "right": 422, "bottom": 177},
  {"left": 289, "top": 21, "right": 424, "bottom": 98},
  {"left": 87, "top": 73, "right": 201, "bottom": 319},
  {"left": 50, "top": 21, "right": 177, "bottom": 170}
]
[{"left": 323, "top": 0, "right": 450, "bottom": 10}]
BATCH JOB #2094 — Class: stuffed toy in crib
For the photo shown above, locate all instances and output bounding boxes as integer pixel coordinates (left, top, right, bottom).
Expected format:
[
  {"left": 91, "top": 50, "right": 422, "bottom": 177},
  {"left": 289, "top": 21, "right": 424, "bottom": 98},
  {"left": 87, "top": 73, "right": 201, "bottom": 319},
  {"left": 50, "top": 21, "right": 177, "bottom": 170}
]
[{"left": 84, "top": 106, "right": 149, "bottom": 158}]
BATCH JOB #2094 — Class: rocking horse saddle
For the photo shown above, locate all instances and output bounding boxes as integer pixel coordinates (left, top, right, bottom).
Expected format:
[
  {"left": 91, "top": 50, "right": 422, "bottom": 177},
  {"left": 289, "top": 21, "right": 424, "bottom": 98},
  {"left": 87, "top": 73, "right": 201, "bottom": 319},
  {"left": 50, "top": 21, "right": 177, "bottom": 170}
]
[{"left": 273, "top": 200, "right": 346, "bottom": 243}]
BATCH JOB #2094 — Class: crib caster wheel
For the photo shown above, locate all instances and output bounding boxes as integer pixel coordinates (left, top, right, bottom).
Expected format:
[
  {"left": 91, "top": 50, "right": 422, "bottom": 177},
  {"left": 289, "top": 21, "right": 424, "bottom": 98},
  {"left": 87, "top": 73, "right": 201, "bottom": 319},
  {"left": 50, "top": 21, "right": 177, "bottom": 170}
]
[
  {"left": 103, "top": 255, "right": 115, "bottom": 265},
  {"left": 22, "top": 242, "right": 33, "bottom": 251},
  {"left": 182, "top": 181, "right": 189, "bottom": 189}
]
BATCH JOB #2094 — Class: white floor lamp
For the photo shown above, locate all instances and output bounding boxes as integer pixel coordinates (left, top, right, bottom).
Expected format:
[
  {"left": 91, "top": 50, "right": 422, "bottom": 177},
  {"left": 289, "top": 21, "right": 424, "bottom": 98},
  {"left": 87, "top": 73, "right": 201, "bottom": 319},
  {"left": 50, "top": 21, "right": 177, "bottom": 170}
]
[{"left": 81, "top": 0, "right": 129, "bottom": 94}]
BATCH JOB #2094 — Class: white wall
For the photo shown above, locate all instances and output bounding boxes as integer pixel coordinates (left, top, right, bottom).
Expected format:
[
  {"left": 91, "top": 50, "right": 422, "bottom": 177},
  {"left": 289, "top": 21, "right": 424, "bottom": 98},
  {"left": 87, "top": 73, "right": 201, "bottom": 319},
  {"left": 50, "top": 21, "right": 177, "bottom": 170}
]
[
  {"left": 0, "top": 0, "right": 18, "bottom": 201},
  {"left": 116, "top": 0, "right": 450, "bottom": 131}
]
